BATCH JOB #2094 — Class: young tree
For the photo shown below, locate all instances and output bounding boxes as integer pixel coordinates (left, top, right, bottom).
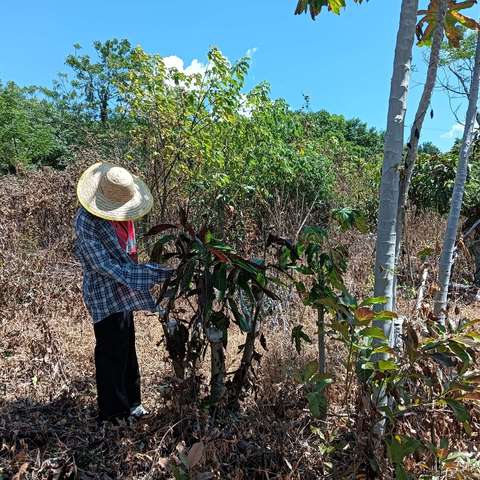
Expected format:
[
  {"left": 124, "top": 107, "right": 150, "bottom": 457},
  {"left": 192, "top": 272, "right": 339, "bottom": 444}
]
[
  {"left": 434, "top": 30, "right": 480, "bottom": 324},
  {"left": 373, "top": 0, "right": 419, "bottom": 322},
  {"left": 395, "top": 0, "right": 448, "bottom": 273}
]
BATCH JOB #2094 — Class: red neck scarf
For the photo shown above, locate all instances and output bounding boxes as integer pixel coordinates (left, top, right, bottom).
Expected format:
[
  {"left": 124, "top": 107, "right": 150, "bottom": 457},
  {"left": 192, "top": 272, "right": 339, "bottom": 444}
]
[{"left": 110, "top": 220, "right": 137, "bottom": 261}]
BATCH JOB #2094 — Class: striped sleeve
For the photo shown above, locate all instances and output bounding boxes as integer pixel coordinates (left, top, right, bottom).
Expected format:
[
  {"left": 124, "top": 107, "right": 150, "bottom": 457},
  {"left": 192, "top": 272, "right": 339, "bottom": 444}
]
[{"left": 75, "top": 210, "right": 172, "bottom": 291}]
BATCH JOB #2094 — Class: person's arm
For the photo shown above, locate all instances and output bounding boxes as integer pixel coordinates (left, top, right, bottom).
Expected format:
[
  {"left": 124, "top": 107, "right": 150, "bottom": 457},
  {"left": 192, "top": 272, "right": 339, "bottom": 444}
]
[{"left": 75, "top": 211, "right": 172, "bottom": 291}]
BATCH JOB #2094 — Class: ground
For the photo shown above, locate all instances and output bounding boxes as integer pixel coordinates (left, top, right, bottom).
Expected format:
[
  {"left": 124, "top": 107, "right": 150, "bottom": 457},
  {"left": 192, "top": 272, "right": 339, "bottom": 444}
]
[{"left": 2, "top": 167, "right": 480, "bottom": 479}]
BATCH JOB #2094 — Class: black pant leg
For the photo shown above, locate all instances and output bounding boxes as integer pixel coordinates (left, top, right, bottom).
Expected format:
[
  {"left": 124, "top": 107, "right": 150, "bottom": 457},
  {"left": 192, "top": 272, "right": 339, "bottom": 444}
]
[
  {"left": 93, "top": 312, "right": 131, "bottom": 420},
  {"left": 125, "top": 312, "right": 141, "bottom": 409}
]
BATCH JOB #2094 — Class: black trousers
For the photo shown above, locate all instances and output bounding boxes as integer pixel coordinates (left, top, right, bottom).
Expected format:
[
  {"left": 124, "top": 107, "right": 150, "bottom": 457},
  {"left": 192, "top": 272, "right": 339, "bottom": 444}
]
[{"left": 93, "top": 311, "right": 141, "bottom": 421}]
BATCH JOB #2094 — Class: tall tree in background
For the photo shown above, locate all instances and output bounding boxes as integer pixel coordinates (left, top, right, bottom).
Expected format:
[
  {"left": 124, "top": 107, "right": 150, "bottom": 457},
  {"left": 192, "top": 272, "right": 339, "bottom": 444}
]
[
  {"left": 0, "top": 82, "right": 68, "bottom": 173},
  {"left": 434, "top": 30, "right": 480, "bottom": 324},
  {"left": 65, "top": 39, "right": 133, "bottom": 125},
  {"left": 394, "top": 0, "right": 479, "bottom": 306}
]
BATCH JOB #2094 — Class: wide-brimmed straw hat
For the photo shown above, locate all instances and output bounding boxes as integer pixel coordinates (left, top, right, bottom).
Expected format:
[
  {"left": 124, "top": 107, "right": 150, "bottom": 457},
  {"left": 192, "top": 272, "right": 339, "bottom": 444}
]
[{"left": 77, "top": 163, "right": 153, "bottom": 221}]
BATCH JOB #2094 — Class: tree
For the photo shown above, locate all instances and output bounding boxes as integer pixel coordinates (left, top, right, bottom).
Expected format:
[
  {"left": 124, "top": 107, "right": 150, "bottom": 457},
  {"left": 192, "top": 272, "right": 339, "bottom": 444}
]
[
  {"left": 417, "top": 141, "right": 442, "bottom": 154},
  {"left": 0, "top": 81, "right": 68, "bottom": 173},
  {"left": 395, "top": 0, "right": 448, "bottom": 280},
  {"left": 115, "top": 45, "right": 336, "bottom": 228},
  {"left": 434, "top": 31, "right": 480, "bottom": 323},
  {"left": 65, "top": 39, "right": 133, "bottom": 125},
  {"left": 373, "top": 0, "right": 419, "bottom": 320}
]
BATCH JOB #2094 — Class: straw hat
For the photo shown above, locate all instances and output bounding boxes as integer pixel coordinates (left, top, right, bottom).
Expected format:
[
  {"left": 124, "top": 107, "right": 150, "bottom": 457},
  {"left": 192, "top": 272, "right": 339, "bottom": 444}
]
[{"left": 77, "top": 163, "right": 153, "bottom": 221}]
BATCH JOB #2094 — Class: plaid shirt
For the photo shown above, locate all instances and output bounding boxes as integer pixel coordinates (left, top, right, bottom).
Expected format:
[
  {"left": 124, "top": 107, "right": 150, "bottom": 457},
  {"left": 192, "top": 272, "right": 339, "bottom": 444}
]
[{"left": 74, "top": 207, "right": 171, "bottom": 323}]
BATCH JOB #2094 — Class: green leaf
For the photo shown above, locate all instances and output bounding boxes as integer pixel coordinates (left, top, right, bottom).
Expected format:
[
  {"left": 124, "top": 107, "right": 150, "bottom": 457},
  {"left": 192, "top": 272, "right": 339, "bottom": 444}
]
[
  {"left": 417, "top": 247, "right": 434, "bottom": 261},
  {"left": 228, "top": 298, "right": 251, "bottom": 333},
  {"left": 332, "top": 207, "right": 367, "bottom": 232},
  {"left": 213, "top": 263, "right": 228, "bottom": 299},
  {"left": 360, "top": 361, "right": 375, "bottom": 370},
  {"left": 291, "top": 325, "right": 312, "bottom": 353},
  {"left": 204, "top": 230, "right": 213, "bottom": 244},
  {"left": 430, "top": 352, "right": 456, "bottom": 368},
  {"left": 210, "top": 310, "right": 230, "bottom": 331},
  {"left": 296, "top": 281, "right": 307, "bottom": 296},
  {"left": 373, "top": 346, "right": 394, "bottom": 354},
  {"left": 359, "top": 326, "right": 387, "bottom": 340},
  {"left": 374, "top": 310, "right": 398, "bottom": 320},
  {"left": 360, "top": 296, "right": 389, "bottom": 307},
  {"left": 150, "top": 234, "right": 176, "bottom": 263},
  {"left": 387, "top": 435, "right": 422, "bottom": 465},
  {"left": 300, "top": 360, "right": 318, "bottom": 383},
  {"left": 445, "top": 398, "right": 469, "bottom": 423},
  {"left": 416, "top": 0, "right": 479, "bottom": 48},
  {"left": 448, "top": 340, "right": 472, "bottom": 365},
  {"left": 180, "top": 258, "right": 196, "bottom": 293},
  {"left": 306, "top": 391, "right": 327, "bottom": 418},
  {"left": 378, "top": 360, "right": 398, "bottom": 372},
  {"left": 317, "top": 297, "right": 340, "bottom": 311},
  {"left": 394, "top": 465, "right": 409, "bottom": 480},
  {"left": 301, "top": 225, "right": 326, "bottom": 243}
]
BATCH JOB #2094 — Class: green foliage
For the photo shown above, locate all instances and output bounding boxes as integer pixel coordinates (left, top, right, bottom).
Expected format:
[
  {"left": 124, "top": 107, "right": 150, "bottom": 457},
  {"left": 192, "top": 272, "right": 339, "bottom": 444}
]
[
  {"left": 0, "top": 82, "right": 69, "bottom": 173},
  {"left": 295, "top": 360, "right": 333, "bottom": 418},
  {"left": 410, "top": 145, "right": 480, "bottom": 214},
  {"left": 416, "top": 0, "right": 479, "bottom": 48},
  {"left": 418, "top": 141, "right": 441, "bottom": 155},
  {"left": 0, "top": 39, "right": 387, "bottom": 231},
  {"left": 111, "top": 45, "right": 338, "bottom": 225},
  {"left": 146, "top": 210, "right": 277, "bottom": 406},
  {"left": 292, "top": 109, "right": 383, "bottom": 219},
  {"left": 294, "top": 0, "right": 366, "bottom": 17},
  {"left": 65, "top": 39, "right": 133, "bottom": 124}
]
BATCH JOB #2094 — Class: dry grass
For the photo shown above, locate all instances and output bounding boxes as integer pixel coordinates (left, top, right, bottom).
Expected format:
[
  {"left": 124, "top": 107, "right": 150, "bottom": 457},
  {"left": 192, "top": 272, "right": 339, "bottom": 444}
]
[{"left": 1, "top": 166, "right": 480, "bottom": 479}]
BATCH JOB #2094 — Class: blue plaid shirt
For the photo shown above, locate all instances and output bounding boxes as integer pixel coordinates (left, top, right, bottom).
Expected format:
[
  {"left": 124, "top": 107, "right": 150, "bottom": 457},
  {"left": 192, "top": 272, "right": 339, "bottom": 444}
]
[{"left": 74, "top": 207, "right": 172, "bottom": 323}]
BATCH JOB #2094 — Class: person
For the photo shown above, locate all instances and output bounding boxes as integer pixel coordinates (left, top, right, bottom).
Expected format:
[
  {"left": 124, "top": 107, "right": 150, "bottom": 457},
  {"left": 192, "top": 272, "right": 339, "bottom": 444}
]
[{"left": 73, "top": 162, "right": 173, "bottom": 423}]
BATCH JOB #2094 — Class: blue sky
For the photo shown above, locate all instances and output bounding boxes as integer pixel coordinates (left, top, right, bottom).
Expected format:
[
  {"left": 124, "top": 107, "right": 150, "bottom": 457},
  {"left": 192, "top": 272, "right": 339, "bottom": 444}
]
[{"left": 1, "top": 0, "right": 479, "bottom": 151}]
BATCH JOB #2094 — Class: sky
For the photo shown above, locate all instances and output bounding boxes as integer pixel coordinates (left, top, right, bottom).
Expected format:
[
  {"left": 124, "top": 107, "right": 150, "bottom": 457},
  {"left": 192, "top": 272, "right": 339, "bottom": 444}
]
[{"left": 1, "top": 0, "right": 479, "bottom": 151}]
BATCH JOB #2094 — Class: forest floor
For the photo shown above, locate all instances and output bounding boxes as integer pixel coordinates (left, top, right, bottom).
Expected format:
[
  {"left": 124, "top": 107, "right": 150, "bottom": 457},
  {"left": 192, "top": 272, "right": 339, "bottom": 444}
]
[{"left": 2, "top": 167, "right": 480, "bottom": 479}]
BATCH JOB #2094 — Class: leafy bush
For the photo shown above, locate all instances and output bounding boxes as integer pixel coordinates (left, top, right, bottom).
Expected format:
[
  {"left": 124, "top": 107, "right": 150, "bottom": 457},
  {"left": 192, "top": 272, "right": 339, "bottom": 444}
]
[
  {"left": 146, "top": 210, "right": 277, "bottom": 409},
  {"left": 410, "top": 146, "right": 480, "bottom": 215}
]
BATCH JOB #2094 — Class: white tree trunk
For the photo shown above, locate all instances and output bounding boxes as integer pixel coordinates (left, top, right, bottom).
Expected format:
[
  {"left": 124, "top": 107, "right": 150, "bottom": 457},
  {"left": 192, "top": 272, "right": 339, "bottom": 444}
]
[
  {"left": 434, "top": 32, "right": 480, "bottom": 324},
  {"left": 394, "top": 0, "right": 448, "bottom": 301},
  {"left": 372, "top": 0, "right": 418, "bottom": 438},
  {"left": 374, "top": 0, "right": 418, "bottom": 328}
]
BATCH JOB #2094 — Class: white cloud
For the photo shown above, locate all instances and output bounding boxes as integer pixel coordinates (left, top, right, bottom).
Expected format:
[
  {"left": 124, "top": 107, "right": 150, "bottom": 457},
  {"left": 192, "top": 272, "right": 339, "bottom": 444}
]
[
  {"left": 163, "top": 55, "right": 184, "bottom": 71},
  {"left": 163, "top": 55, "right": 207, "bottom": 76},
  {"left": 245, "top": 47, "right": 258, "bottom": 58},
  {"left": 441, "top": 123, "right": 464, "bottom": 139},
  {"left": 184, "top": 59, "right": 206, "bottom": 76},
  {"left": 162, "top": 55, "right": 208, "bottom": 89}
]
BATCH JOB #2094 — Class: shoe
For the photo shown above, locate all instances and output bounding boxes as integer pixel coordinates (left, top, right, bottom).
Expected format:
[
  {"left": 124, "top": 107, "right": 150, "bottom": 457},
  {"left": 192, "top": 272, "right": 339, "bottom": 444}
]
[{"left": 129, "top": 405, "right": 149, "bottom": 418}]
